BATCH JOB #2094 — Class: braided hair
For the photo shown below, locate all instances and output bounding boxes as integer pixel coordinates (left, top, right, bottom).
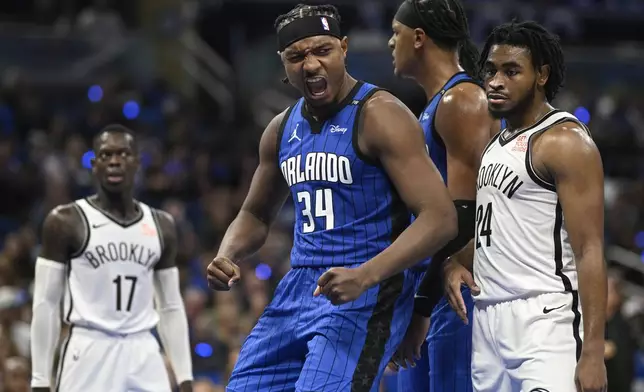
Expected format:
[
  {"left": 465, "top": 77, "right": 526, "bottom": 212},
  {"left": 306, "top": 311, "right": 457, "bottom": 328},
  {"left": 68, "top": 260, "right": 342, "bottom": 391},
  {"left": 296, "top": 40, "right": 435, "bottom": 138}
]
[
  {"left": 412, "top": 0, "right": 480, "bottom": 79},
  {"left": 479, "top": 20, "right": 566, "bottom": 102},
  {"left": 274, "top": 4, "right": 341, "bottom": 31}
]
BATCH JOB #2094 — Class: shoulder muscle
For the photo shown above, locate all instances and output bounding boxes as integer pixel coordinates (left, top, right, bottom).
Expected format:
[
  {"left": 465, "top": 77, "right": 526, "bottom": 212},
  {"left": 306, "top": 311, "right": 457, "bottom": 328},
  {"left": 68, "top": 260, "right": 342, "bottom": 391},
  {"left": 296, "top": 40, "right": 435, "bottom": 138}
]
[
  {"left": 40, "top": 203, "right": 82, "bottom": 262},
  {"left": 435, "top": 83, "right": 491, "bottom": 159},
  {"left": 360, "top": 90, "right": 426, "bottom": 156},
  {"left": 538, "top": 121, "right": 600, "bottom": 180}
]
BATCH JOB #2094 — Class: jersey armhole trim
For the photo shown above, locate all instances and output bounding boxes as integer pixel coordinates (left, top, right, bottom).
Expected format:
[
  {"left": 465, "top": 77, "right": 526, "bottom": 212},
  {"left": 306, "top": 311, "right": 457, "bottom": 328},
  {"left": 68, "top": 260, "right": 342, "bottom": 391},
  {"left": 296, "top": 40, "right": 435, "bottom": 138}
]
[
  {"left": 351, "top": 88, "right": 387, "bottom": 167},
  {"left": 481, "top": 132, "right": 501, "bottom": 158},
  {"left": 430, "top": 79, "right": 482, "bottom": 150},
  {"left": 275, "top": 105, "right": 296, "bottom": 163},
  {"left": 150, "top": 208, "right": 165, "bottom": 256},
  {"left": 525, "top": 117, "right": 585, "bottom": 192},
  {"left": 69, "top": 203, "right": 90, "bottom": 259}
]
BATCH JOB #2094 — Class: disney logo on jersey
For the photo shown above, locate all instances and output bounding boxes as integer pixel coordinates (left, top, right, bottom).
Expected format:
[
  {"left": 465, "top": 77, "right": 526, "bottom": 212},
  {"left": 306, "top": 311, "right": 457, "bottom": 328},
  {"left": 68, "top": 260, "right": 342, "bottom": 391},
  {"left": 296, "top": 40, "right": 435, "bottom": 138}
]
[
  {"left": 84, "top": 242, "right": 157, "bottom": 269},
  {"left": 329, "top": 125, "right": 347, "bottom": 134}
]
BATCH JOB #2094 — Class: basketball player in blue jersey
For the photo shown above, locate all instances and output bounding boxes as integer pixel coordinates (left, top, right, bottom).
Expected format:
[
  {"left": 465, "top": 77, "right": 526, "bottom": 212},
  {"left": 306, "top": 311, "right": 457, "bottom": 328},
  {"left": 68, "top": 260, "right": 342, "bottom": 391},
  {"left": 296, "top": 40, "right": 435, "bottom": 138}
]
[
  {"left": 206, "top": 4, "right": 459, "bottom": 392},
  {"left": 387, "top": 0, "right": 497, "bottom": 390}
]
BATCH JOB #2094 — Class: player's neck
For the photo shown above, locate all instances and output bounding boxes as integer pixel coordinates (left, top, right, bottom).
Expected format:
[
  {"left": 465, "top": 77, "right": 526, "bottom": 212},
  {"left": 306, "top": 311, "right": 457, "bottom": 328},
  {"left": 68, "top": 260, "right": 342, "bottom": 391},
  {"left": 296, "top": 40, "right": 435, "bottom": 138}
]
[
  {"left": 416, "top": 50, "right": 462, "bottom": 100},
  {"left": 505, "top": 101, "right": 555, "bottom": 132},
  {"left": 94, "top": 190, "right": 137, "bottom": 220},
  {"left": 305, "top": 74, "right": 357, "bottom": 121}
]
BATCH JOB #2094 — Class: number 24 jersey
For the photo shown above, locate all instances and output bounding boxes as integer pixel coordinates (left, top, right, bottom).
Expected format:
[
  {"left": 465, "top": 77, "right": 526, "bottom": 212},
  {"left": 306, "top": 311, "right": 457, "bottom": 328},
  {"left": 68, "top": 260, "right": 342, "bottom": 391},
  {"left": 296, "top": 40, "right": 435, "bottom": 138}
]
[{"left": 473, "top": 111, "right": 588, "bottom": 302}]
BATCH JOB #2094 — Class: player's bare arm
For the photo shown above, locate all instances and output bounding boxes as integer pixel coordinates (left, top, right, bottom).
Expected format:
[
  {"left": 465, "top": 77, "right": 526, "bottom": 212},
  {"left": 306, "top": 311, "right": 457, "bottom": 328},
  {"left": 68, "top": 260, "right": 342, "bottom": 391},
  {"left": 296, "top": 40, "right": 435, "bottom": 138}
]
[
  {"left": 534, "top": 122, "right": 608, "bottom": 391},
  {"left": 315, "top": 91, "right": 457, "bottom": 304},
  {"left": 360, "top": 91, "right": 458, "bottom": 278},
  {"left": 153, "top": 210, "right": 193, "bottom": 392},
  {"left": 31, "top": 204, "right": 84, "bottom": 392},
  {"left": 410, "top": 85, "right": 490, "bottom": 320},
  {"left": 393, "top": 84, "right": 491, "bottom": 369},
  {"left": 437, "top": 84, "right": 492, "bottom": 200},
  {"left": 207, "top": 110, "right": 290, "bottom": 290}
]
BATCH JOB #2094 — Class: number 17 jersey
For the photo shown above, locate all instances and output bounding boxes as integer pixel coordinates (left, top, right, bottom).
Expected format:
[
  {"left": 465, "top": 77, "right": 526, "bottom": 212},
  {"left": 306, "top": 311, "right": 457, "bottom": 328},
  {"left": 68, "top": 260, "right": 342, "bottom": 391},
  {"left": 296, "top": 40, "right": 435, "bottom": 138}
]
[
  {"left": 278, "top": 82, "right": 410, "bottom": 268},
  {"left": 64, "top": 198, "right": 162, "bottom": 334}
]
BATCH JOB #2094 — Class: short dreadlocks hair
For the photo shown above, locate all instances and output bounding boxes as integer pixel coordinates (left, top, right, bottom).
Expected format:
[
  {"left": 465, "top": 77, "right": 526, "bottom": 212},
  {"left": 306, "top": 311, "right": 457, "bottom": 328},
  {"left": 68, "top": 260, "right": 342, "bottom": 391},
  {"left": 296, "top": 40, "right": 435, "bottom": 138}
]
[
  {"left": 410, "top": 0, "right": 480, "bottom": 80},
  {"left": 479, "top": 20, "right": 566, "bottom": 102}
]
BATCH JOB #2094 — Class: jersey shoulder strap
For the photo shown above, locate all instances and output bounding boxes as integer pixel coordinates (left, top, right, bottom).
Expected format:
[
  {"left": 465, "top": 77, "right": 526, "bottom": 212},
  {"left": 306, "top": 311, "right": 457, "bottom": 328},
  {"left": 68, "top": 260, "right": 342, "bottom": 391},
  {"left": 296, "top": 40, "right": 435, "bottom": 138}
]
[{"left": 351, "top": 82, "right": 388, "bottom": 166}]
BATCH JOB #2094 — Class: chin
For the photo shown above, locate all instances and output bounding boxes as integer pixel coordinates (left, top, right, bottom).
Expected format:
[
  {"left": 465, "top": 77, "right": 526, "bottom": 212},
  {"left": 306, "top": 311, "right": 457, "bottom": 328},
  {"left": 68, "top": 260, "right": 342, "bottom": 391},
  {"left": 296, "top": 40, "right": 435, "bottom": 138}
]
[
  {"left": 305, "top": 90, "right": 335, "bottom": 107},
  {"left": 305, "top": 96, "right": 332, "bottom": 107},
  {"left": 393, "top": 65, "right": 409, "bottom": 79},
  {"left": 101, "top": 182, "right": 127, "bottom": 193},
  {"left": 488, "top": 109, "right": 505, "bottom": 120},
  {"left": 488, "top": 104, "right": 512, "bottom": 120}
]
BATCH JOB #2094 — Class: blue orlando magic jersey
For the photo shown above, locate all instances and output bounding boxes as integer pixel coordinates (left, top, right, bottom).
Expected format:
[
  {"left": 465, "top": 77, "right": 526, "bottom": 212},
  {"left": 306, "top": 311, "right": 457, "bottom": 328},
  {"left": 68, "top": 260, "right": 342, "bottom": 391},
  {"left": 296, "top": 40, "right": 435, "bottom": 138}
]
[
  {"left": 415, "top": 71, "right": 479, "bottom": 268},
  {"left": 277, "top": 81, "right": 410, "bottom": 268}
]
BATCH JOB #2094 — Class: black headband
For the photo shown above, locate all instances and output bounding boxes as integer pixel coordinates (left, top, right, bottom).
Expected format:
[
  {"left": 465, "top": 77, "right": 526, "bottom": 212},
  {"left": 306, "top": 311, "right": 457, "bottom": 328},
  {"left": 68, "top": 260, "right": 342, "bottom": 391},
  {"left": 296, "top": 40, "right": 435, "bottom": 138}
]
[
  {"left": 277, "top": 15, "right": 342, "bottom": 52},
  {"left": 394, "top": 1, "right": 425, "bottom": 30}
]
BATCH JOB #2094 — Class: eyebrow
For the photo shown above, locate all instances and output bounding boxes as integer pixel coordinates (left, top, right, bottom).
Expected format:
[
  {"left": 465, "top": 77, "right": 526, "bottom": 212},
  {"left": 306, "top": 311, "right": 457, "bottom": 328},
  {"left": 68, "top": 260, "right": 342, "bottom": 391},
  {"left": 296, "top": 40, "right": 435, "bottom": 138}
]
[
  {"left": 485, "top": 60, "right": 523, "bottom": 68},
  {"left": 284, "top": 43, "right": 333, "bottom": 56}
]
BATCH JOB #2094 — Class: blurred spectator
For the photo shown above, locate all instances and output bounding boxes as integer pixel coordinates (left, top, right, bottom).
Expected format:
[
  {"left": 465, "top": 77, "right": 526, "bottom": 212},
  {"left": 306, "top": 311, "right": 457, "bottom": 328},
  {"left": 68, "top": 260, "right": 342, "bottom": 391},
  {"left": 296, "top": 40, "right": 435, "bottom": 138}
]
[{"left": 3, "top": 356, "right": 30, "bottom": 392}]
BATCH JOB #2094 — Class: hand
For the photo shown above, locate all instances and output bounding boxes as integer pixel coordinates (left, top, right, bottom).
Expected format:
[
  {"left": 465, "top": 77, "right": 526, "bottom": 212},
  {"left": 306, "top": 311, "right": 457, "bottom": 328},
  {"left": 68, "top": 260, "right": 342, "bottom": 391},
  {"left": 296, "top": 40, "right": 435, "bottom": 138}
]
[
  {"left": 443, "top": 259, "right": 480, "bottom": 324},
  {"left": 313, "top": 267, "right": 367, "bottom": 305},
  {"left": 603, "top": 340, "right": 616, "bottom": 359},
  {"left": 575, "top": 352, "right": 607, "bottom": 392},
  {"left": 206, "top": 256, "right": 241, "bottom": 291},
  {"left": 388, "top": 313, "right": 429, "bottom": 371},
  {"left": 179, "top": 380, "right": 193, "bottom": 392}
]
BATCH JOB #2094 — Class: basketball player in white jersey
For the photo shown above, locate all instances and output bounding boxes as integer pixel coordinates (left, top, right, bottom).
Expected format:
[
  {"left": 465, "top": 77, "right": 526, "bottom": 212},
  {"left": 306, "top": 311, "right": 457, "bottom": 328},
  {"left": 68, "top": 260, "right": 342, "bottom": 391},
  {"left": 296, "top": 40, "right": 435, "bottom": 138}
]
[
  {"left": 30, "top": 125, "right": 193, "bottom": 392},
  {"left": 442, "top": 21, "right": 608, "bottom": 391}
]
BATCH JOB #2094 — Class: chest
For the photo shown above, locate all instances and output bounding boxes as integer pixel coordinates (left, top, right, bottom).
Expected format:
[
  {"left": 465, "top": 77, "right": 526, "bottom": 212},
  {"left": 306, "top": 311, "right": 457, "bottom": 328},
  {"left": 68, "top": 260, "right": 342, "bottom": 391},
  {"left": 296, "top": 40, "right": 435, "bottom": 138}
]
[
  {"left": 80, "top": 225, "right": 161, "bottom": 271},
  {"left": 278, "top": 106, "right": 370, "bottom": 191},
  {"left": 477, "top": 142, "right": 528, "bottom": 199}
]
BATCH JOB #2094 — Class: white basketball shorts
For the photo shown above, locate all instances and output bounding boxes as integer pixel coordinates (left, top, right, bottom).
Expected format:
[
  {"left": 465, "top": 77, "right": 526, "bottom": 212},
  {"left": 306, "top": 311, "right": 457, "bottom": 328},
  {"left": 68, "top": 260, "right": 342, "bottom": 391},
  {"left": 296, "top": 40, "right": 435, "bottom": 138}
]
[
  {"left": 55, "top": 326, "right": 171, "bottom": 392},
  {"left": 472, "top": 291, "right": 584, "bottom": 392}
]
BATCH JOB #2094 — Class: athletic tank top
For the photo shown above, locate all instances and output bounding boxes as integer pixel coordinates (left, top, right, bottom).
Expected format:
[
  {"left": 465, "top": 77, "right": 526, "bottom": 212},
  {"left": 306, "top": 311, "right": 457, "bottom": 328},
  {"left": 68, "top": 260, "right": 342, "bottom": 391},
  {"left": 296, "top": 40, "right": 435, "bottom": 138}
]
[
  {"left": 64, "top": 198, "right": 162, "bottom": 334},
  {"left": 277, "top": 81, "right": 410, "bottom": 268},
  {"left": 474, "top": 110, "right": 588, "bottom": 302}
]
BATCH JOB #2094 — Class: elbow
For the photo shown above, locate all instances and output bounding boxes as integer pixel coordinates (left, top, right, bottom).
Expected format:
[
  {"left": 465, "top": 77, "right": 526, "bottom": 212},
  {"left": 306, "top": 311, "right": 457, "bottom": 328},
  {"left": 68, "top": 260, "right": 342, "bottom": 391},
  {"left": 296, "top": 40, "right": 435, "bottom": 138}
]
[
  {"left": 442, "top": 205, "right": 458, "bottom": 242},
  {"left": 421, "top": 202, "right": 457, "bottom": 244}
]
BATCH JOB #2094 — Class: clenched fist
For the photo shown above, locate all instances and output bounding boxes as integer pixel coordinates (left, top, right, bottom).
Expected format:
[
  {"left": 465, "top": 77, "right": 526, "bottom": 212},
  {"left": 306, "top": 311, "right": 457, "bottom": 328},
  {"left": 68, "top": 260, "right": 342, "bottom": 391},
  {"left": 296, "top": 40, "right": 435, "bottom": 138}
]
[
  {"left": 313, "top": 266, "right": 368, "bottom": 305},
  {"left": 206, "top": 256, "right": 241, "bottom": 291}
]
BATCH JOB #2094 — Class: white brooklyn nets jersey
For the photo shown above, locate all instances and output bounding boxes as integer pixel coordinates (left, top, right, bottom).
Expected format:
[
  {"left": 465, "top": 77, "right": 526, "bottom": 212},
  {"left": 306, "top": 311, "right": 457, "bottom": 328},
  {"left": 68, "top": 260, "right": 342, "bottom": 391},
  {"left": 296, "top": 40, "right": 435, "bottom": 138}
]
[
  {"left": 474, "top": 110, "right": 588, "bottom": 302},
  {"left": 63, "top": 198, "right": 162, "bottom": 334}
]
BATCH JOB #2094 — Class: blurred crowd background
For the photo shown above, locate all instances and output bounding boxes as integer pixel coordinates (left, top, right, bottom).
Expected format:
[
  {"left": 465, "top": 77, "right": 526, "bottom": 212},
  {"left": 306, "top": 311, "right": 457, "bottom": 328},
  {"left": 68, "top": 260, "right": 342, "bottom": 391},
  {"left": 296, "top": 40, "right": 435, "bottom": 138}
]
[{"left": 0, "top": 0, "right": 643, "bottom": 391}]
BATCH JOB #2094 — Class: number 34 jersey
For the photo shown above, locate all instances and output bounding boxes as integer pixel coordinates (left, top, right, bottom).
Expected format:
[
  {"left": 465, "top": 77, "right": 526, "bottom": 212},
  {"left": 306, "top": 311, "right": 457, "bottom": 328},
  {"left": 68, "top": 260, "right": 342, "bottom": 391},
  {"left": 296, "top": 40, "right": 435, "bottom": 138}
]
[
  {"left": 277, "top": 81, "right": 410, "bottom": 268},
  {"left": 64, "top": 198, "right": 162, "bottom": 334},
  {"left": 473, "top": 111, "right": 586, "bottom": 303}
]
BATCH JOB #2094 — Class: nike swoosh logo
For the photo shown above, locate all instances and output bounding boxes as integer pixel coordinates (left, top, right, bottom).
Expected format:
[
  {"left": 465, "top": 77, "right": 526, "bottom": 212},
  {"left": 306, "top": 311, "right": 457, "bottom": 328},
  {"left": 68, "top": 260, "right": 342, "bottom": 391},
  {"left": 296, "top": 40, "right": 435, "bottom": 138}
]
[
  {"left": 543, "top": 304, "right": 566, "bottom": 314},
  {"left": 92, "top": 223, "right": 109, "bottom": 229}
]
